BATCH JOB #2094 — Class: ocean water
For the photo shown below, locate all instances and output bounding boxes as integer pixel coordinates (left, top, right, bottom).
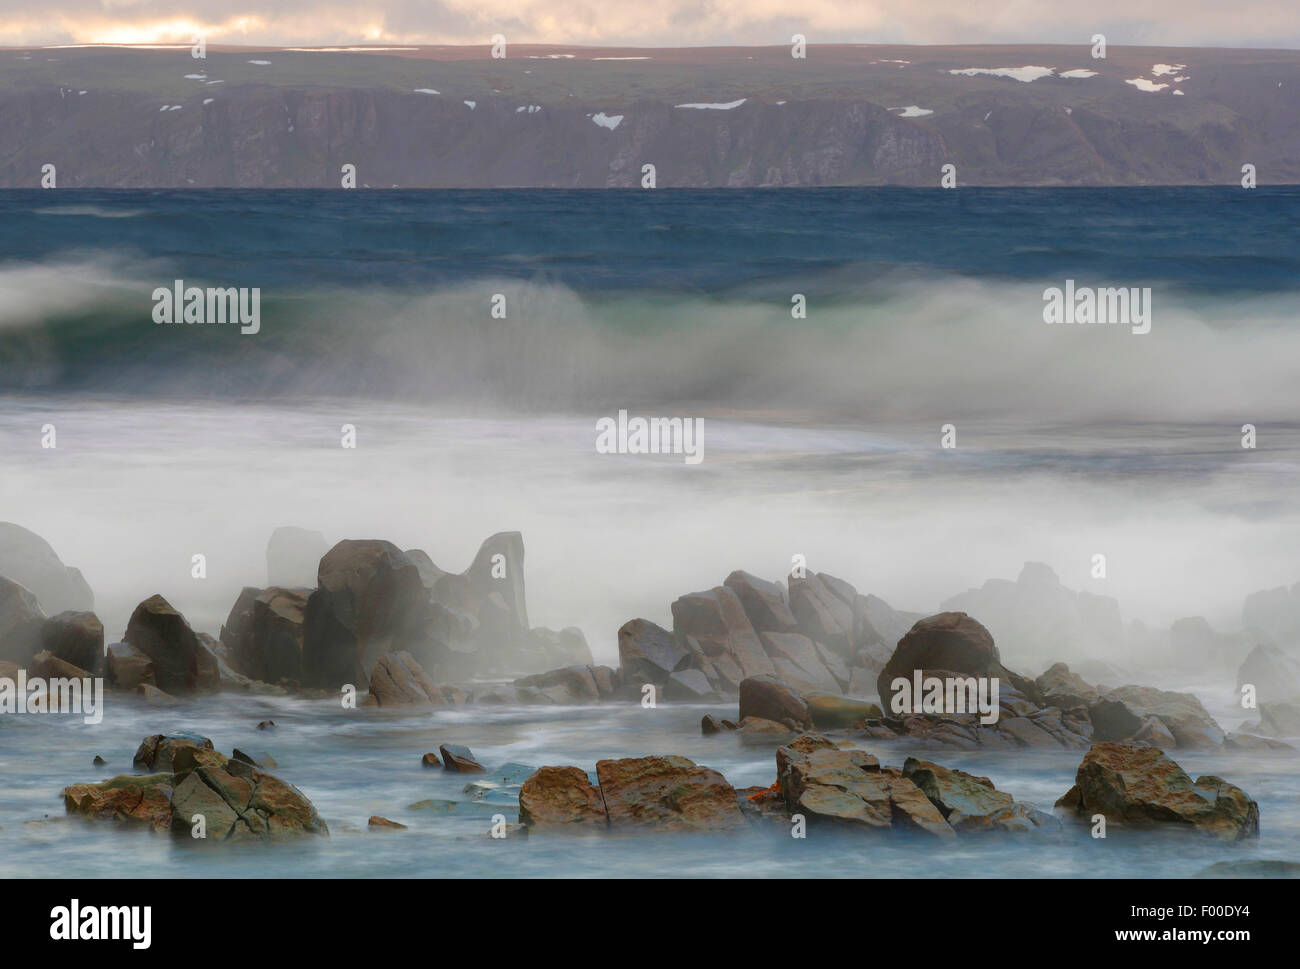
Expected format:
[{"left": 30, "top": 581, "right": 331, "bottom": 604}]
[{"left": 1, "top": 187, "right": 1299, "bottom": 876}]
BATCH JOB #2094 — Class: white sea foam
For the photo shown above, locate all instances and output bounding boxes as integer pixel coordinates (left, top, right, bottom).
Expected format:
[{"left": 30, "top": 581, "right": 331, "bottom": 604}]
[
  {"left": 950, "top": 66, "right": 1053, "bottom": 82},
  {"left": 591, "top": 112, "right": 623, "bottom": 130},
  {"left": 674, "top": 99, "right": 746, "bottom": 110}
]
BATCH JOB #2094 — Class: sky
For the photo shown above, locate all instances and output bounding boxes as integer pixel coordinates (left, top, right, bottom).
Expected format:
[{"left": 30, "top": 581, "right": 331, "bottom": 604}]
[{"left": 0, "top": 0, "right": 1295, "bottom": 50}]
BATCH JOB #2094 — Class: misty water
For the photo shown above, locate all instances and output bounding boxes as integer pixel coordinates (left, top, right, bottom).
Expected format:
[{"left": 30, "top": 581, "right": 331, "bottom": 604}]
[{"left": 2, "top": 189, "right": 1299, "bottom": 875}]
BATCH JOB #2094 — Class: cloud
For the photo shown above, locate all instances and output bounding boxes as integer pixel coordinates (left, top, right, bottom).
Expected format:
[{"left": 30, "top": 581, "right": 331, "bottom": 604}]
[{"left": 0, "top": 0, "right": 1296, "bottom": 48}]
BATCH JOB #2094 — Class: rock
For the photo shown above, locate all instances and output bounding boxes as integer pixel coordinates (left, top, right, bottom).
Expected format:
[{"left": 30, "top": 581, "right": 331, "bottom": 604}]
[
  {"left": 0, "top": 522, "right": 93, "bottom": 614},
  {"left": 1131, "top": 715, "right": 1177, "bottom": 748},
  {"left": 1223, "top": 731, "right": 1293, "bottom": 751},
  {"left": 1242, "top": 583, "right": 1300, "bottom": 648},
  {"left": 1237, "top": 644, "right": 1300, "bottom": 706},
  {"left": 135, "top": 683, "right": 176, "bottom": 704},
  {"left": 232, "top": 749, "right": 276, "bottom": 769},
  {"left": 266, "top": 526, "right": 328, "bottom": 587},
  {"left": 464, "top": 531, "right": 529, "bottom": 656},
  {"left": 596, "top": 755, "right": 746, "bottom": 832},
  {"left": 525, "top": 627, "right": 594, "bottom": 670},
  {"left": 902, "top": 757, "right": 1015, "bottom": 831},
  {"left": 775, "top": 734, "right": 953, "bottom": 838},
  {"left": 1259, "top": 701, "right": 1300, "bottom": 737},
  {"left": 760, "top": 631, "right": 842, "bottom": 693},
  {"left": 219, "top": 586, "right": 309, "bottom": 685},
  {"left": 40, "top": 611, "right": 103, "bottom": 673},
  {"left": 368, "top": 815, "right": 407, "bottom": 830},
  {"left": 104, "top": 642, "right": 155, "bottom": 690},
  {"left": 123, "top": 594, "right": 215, "bottom": 693},
  {"left": 1034, "top": 662, "right": 1099, "bottom": 709},
  {"left": 171, "top": 754, "right": 328, "bottom": 840},
  {"left": 257, "top": 720, "right": 275, "bottom": 730},
  {"left": 877, "top": 611, "right": 1039, "bottom": 704},
  {"left": 518, "top": 766, "right": 607, "bottom": 829},
  {"left": 737, "top": 784, "right": 789, "bottom": 825},
  {"left": 27, "top": 650, "right": 90, "bottom": 681},
  {"left": 368, "top": 651, "right": 445, "bottom": 706},
  {"left": 724, "top": 570, "right": 797, "bottom": 634},
  {"left": 133, "top": 733, "right": 216, "bottom": 772},
  {"left": 92, "top": 755, "right": 107, "bottom": 766},
  {"left": 738, "top": 716, "right": 797, "bottom": 738},
  {"left": 62, "top": 774, "right": 175, "bottom": 833},
  {"left": 787, "top": 573, "right": 856, "bottom": 657},
  {"left": 422, "top": 752, "right": 441, "bottom": 767},
  {"left": 1103, "top": 685, "right": 1225, "bottom": 748},
  {"left": 301, "top": 540, "right": 430, "bottom": 689},
  {"left": 617, "top": 618, "right": 687, "bottom": 686},
  {"left": 1087, "top": 696, "right": 1145, "bottom": 742},
  {"left": 701, "top": 714, "right": 725, "bottom": 735},
  {"left": 739, "top": 674, "right": 812, "bottom": 730},
  {"left": 672, "top": 585, "right": 776, "bottom": 686},
  {"left": 514, "top": 665, "right": 600, "bottom": 702},
  {"left": 440, "top": 744, "right": 485, "bottom": 772},
  {"left": 802, "top": 691, "right": 882, "bottom": 729},
  {"left": 859, "top": 594, "right": 923, "bottom": 652},
  {"left": 1056, "top": 743, "right": 1259, "bottom": 840},
  {"left": 0, "top": 576, "right": 45, "bottom": 665},
  {"left": 664, "top": 668, "right": 719, "bottom": 701}
]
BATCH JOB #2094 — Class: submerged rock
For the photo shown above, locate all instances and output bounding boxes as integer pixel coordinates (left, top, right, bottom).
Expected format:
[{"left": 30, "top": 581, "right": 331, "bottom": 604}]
[
  {"left": 440, "top": 744, "right": 485, "bottom": 772},
  {"left": 368, "top": 815, "right": 407, "bottom": 831},
  {"left": 1056, "top": 742, "right": 1258, "bottom": 840}
]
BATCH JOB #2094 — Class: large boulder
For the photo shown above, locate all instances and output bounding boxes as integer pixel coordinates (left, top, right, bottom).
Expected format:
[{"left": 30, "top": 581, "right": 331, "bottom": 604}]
[
  {"left": 787, "top": 573, "right": 857, "bottom": 657},
  {"left": 518, "top": 766, "right": 608, "bottom": 829},
  {"left": 0, "top": 522, "right": 93, "bottom": 614},
  {"left": 876, "top": 612, "right": 1039, "bottom": 707},
  {"left": 1237, "top": 644, "right": 1300, "bottom": 706},
  {"left": 724, "top": 571, "right": 798, "bottom": 634},
  {"left": 1056, "top": 742, "right": 1258, "bottom": 840},
  {"left": 0, "top": 576, "right": 46, "bottom": 665},
  {"left": 618, "top": 618, "right": 688, "bottom": 685},
  {"left": 266, "top": 526, "right": 328, "bottom": 587},
  {"left": 596, "top": 755, "right": 746, "bottom": 832},
  {"left": 775, "top": 734, "right": 953, "bottom": 838},
  {"left": 301, "top": 540, "right": 429, "bottom": 689},
  {"left": 802, "top": 691, "right": 882, "bottom": 729},
  {"left": 672, "top": 585, "right": 775, "bottom": 690},
  {"left": 514, "top": 665, "right": 600, "bottom": 703},
  {"left": 1034, "top": 662, "right": 1099, "bottom": 709},
  {"left": 104, "top": 642, "right": 155, "bottom": 690},
  {"left": 40, "top": 611, "right": 103, "bottom": 674},
  {"left": 759, "top": 632, "right": 842, "bottom": 694},
  {"left": 123, "top": 595, "right": 217, "bottom": 693},
  {"left": 219, "top": 586, "right": 309, "bottom": 685},
  {"left": 369, "top": 651, "right": 445, "bottom": 706},
  {"left": 1101, "top": 685, "right": 1225, "bottom": 748},
  {"left": 739, "top": 674, "right": 812, "bottom": 730}
]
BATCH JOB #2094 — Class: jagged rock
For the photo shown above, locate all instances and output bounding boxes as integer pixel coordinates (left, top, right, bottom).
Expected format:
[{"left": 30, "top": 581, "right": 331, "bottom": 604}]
[
  {"left": 133, "top": 733, "right": 217, "bottom": 772},
  {"left": 589, "top": 665, "right": 617, "bottom": 697},
  {"left": 1102, "top": 685, "right": 1225, "bottom": 748},
  {"left": 1259, "top": 701, "right": 1300, "bottom": 737},
  {"left": 672, "top": 585, "right": 775, "bottom": 687},
  {"left": 0, "top": 522, "right": 93, "bottom": 614},
  {"left": 369, "top": 651, "right": 445, "bottom": 706},
  {"left": 0, "top": 576, "right": 45, "bottom": 665},
  {"left": 514, "top": 665, "right": 600, "bottom": 702},
  {"left": 232, "top": 749, "right": 276, "bottom": 768},
  {"left": 1035, "top": 662, "right": 1099, "bottom": 709},
  {"left": 775, "top": 734, "right": 953, "bottom": 838},
  {"left": 518, "top": 766, "right": 607, "bottom": 829},
  {"left": 1131, "top": 715, "right": 1177, "bottom": 747},
  {"left": 596, "top": 755, "right": 746, "bottom": 832},
  {"left": 902, "top": 757, "right": 1013, "bottom": 828},
  {"left": 27, "top": 650, "right": 90, "bottom": 681},
  {"left": 701, "top": 714, "right": 725, "bottom": 735},
  {"left": 739, "top": 674, "right": 812, "bottom": 730},
  {"left": 62, "top": 774, "right": 175, "bottom": 833},
  {"left": 440, "top": 744, "right": 485, "bottom": 772},
  {"left": 39, "top": 611, "right": 103, "bottom": 673},
  {"left": 876, "top": 611, "right": 1040, "bottom": 705},
  {"left": 1087, "top": 696, "right": 1145, "bottom": 742},
  {"left": 525, "top": 626, "right": 594, "bottom": 670},
  {"left": 368, "top": 816, "right": 407, "bottom": 830},
  {"left": 724, "top": 570, "right": 798, "bottom": 634},
  {"left": 664, "top": 668, "right": 719, "bottom": 701},
  {"left": 266, "top": 526, "right": 328, "bottom": 587},
  {"left": 220, "top": 586, "right": 309, "bottom": 685},
  {"left": 802, "top": 691, "right": 882, "bottom": 729},
  {"left": 760, "top": 631, "right": 842, "bottom": 693},
  {"left": 104, "top": 642, "right": 154, "bottom": 690},
  {"left": 617, "top": 618, "right": 687, "bottom": 685},
  {"left": 301, "top": 540, "right": 430, "bottom": 689},
  {"left": 123, "top": 594, "right": 216, "bottom": 693},
  {"left": 1056, "top": 742, "right": 1258, "bottom": 840},
  {"left": 1237, "top": 644, "right": 1300, "bottom": 706},
  {"left": 787, "top": 573, "right": 856, "bottom": 657}
]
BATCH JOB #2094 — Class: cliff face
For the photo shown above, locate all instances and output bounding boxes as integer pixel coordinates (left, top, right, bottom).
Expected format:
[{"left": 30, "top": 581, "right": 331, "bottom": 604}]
[{"left": 1, "top": 44, "right": 1298, "bottom": 187}]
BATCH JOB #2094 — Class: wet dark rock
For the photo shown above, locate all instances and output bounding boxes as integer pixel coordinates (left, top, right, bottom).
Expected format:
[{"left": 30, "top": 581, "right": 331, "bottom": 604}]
[
  {"left": 124, "top": 594, "right": 216, "bottom": 693},
  {"left": 40, "top": 611, "right": 103, "bottom": 674},
  {"left": 104, "top": 642, "right": 155, "bottom": 690},
  {"left": 738, "top": 674, "right": 812, "bottom": 730},
  {"left": 369, "top": 651, "right": 445, "bottom": 706},
  {"left": 617, "top": 618, "right": 687, "bottom": 685},
  {"left": 440, "top": 744, "right": 485, "bottom": 772},
  {"left": 876, "top": 611, "right": 1040, "bottom": 705},
  {"left": 368, "top": 815, "right": 407, "bottom": 830},
  {"left": 596, "top": 755, "right": 746, "bottom": 832},
  {"left": 219, "top": 586, "right": 309, "bottom": 685},
  {"left": 518, "top": 765, "right": 607, "bottom": 829},
  {"left": 422, "top": 752, "right": 441, "bottom": 767}
]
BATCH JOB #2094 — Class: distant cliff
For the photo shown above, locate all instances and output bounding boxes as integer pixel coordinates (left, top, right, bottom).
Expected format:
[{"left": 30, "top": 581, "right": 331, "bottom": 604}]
[{"left": 1, "top": 43, "right": 1298, "bottom": 187}]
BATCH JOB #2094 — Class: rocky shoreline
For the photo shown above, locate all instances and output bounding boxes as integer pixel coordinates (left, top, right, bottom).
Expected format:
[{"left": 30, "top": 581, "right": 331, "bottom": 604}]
[{"left": 0, "top": 520, "right": 1294, "bottom": 853}]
